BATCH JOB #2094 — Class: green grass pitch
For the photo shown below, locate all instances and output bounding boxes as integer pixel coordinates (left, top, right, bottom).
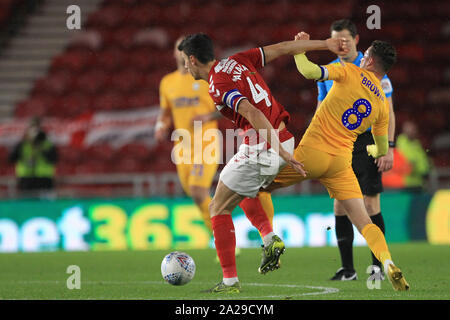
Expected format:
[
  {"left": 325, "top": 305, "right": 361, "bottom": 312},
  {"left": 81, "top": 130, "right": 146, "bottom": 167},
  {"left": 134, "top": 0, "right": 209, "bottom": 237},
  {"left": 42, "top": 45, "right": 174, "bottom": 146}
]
[{"left": 0, "top": 242, "right": 448, "bottom": 300}]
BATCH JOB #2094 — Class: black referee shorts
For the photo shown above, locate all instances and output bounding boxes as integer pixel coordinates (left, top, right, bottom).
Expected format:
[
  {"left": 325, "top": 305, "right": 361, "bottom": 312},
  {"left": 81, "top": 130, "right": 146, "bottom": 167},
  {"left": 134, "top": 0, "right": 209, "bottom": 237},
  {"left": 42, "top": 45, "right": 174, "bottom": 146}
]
[{"left": 352, "top": 131, "right": 384, "bottom": 196}]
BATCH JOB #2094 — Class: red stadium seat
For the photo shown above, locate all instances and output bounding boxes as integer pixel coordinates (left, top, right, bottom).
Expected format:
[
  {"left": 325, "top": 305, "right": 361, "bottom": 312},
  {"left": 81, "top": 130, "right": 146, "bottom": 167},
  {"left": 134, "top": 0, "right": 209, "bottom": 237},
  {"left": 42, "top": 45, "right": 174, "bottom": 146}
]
[
  {"left": 111, "top": 27, "right": 140, "bottom": 48},
  {"left": 139, "top": 70, "right": 168, "bottom": 91},
  {"left": 87, "top": 5, "right": 124, "bottom": 29},
  {"left": 127, "top": 4, "right": 161, "bottom": 27},
  {"left": 112, "top": 156, "right": 142, "bottom": 173},
  {"left": 58, "top": 146, "right": 83, "bottom": 165},
  {"left": 92, "top": 90, "right": 125, "bottom": 111},
  {"left": 74, "top": 159, "right": 108, "bottom": 174},
  {"left": 72, "top": 69, "right": 108, "bottom": 95},
  {"left": 0, "top": 0, "right": 22, "bottom": 27},
  {"left": 50, "top": 49, "right": 94, "bottom": 73},
  {"left": 32, "top": 72, "right": 72, "bottom": 96},
  {"left": 109, "top": 68, "right": 141, "bottom": 93},
  {"left": 118, "top": 143, "right": 150, "bottom": 161},
  {"left": 125, "top": 90, "right": 158, "bottom": 109},
  {"left": 396, "top": 44, "right": 425, "bottom": 62},
  {"left": 14, "top": 95, "right": 54, "bottom": 118},
  {"left": 92, "top": 46, "right": 128, "bottom": 71},
  {"left": 0, "top": 146, "right": 10, "bottom": 164},
  {"left": 127, "top": 47, "right": 154, "bottom": 71},
  {"left": 85, "top": 144, "right": 115, "bottom": 162},
  {"left": 52, "top": 93, "right": 92, "bottom": 118}
]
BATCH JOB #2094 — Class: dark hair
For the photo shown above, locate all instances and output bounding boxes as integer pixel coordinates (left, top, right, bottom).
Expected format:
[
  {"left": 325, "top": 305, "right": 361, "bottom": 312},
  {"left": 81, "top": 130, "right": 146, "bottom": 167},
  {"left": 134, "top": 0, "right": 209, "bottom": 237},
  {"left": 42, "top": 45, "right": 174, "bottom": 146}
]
[
  {"left": 177, "top": 33, "right": 215, "bottom": 64},
  {"left": 370, "top": 40, "right": 397, "bottom": 73},
  {"left": 330, "top": 19, "right": 358, "bottom": 38}
]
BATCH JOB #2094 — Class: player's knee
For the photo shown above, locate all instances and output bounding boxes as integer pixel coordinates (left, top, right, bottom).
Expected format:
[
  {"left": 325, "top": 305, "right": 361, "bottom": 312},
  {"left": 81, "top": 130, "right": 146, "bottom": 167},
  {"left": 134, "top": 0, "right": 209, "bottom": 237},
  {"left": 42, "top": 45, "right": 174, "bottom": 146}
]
[
  {"left": 363, "top": 195, "right": 380, "bottom": 215},
  {"left": 334, "top": 200, "right": 347, "bottom": 216},
  {"left": 209, "top": 197, "right": 232, "bottom": 218},
  {"left": 208, "top": 199, "right": 217, "bottom": 217},
  {"left": 209, "top": 198, "right": 225, "bottom": 217},
  {"left": 189, "top": 186, "right": 208, "bottom": 206}
]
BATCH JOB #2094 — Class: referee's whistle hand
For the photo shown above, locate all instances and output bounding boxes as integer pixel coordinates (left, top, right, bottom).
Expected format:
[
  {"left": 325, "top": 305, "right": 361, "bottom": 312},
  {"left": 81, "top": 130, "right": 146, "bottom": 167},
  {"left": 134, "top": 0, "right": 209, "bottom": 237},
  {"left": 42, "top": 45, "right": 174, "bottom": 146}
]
[{"left": 375, "top": 149, "right": 394, "bottom": 172}]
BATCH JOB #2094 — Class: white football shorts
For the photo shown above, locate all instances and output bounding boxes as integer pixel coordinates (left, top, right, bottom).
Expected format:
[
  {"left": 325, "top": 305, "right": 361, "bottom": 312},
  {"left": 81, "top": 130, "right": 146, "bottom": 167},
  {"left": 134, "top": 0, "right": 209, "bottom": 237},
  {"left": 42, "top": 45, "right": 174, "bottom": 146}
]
[{"left": 219, "top": 137, "right": 295, "bottom": 198}]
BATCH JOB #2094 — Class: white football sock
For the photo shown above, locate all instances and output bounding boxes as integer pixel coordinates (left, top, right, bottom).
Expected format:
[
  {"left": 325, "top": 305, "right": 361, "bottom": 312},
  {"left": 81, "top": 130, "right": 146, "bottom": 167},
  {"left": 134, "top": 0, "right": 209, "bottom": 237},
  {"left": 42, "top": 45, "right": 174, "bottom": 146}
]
[
  {"left": 223, "top": 277, "right": 239, "bottom": 286},
  {"left": 384, "top": 259, "right": 394, "bottom": 272},
  {"left": 263, "top": 232, "right": 275, "bottom": 247}
]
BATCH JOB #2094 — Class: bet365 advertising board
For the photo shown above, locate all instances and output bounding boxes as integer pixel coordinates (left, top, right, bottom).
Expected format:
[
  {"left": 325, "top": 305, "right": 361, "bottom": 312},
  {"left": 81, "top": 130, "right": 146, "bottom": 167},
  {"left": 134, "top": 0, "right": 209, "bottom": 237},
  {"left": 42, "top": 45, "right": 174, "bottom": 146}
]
[{"left": 0, "top": 190, "right": 447, "bottom": 252}]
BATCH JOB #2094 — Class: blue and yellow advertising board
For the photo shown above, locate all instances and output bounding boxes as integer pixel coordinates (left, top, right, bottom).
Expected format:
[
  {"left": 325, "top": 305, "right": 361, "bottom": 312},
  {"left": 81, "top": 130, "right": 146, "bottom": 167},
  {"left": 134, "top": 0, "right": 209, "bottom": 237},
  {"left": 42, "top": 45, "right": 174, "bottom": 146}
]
[{"left": 0, "top": 191, "right": 447, "bottom": 252}]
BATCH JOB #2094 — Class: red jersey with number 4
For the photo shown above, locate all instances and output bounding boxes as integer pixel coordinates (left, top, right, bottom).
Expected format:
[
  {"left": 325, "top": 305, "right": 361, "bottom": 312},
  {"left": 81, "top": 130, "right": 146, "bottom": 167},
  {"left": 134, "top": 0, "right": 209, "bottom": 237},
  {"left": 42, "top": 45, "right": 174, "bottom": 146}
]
[{"left": 208, "top": 47, "right": 291, "bottom": 143}]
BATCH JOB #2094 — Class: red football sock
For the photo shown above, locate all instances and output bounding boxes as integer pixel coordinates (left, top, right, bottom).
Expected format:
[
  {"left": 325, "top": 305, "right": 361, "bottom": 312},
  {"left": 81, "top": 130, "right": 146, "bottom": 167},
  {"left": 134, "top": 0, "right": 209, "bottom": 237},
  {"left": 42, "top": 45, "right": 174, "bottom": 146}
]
[
  {"left": 239, "top": 197, "right": 273, "bottom": 237},
  {"left": 211, "top": 214, "right": 237, "bottom": 278}
]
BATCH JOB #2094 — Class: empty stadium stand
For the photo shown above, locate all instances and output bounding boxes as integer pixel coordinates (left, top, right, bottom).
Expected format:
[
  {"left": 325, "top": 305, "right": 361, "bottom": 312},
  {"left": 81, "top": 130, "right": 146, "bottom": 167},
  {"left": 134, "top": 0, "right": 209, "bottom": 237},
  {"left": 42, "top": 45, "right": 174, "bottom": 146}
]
[{"left": 0, "top": 0, "right": 448, "bottom": 197}]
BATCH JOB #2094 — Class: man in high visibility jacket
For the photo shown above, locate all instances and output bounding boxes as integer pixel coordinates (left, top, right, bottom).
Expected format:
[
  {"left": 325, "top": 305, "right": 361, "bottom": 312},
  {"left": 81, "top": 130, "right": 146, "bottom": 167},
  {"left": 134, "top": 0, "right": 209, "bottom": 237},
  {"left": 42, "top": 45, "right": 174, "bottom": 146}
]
[
  {"left": 396, "top": 120, "right": 432, "bottom": 191},
  {"left": 9, "top": 117, "right": 58, "bottom": 195}
]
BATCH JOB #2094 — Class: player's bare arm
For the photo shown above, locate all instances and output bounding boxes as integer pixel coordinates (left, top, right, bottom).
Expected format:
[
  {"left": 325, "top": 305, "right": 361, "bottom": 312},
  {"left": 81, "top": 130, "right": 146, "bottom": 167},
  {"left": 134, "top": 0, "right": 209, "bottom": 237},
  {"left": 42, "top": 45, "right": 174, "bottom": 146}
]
[
  {"left": 237, "top": 99, "right": 306, "bottom": 177},
  {"left": 295, "top": 32, "right": 331, "bottom": 103},
  {"left": 155, "top": 107, "right": 172, "bottom": 143},
  {"left": 262, "top": 38, "right": 349, "bottom": 65},
  {"left": 292, "top": 32, "right": 350, "bottom": 81},
  {"left": 375, "top": 96, "right": 395, "bottom": 172}
]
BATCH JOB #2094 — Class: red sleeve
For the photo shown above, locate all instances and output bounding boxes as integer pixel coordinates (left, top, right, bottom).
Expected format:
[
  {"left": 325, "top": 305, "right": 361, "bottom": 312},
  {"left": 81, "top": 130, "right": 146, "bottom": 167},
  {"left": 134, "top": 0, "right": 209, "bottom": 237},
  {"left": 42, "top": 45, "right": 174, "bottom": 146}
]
[
  {"left": 233, "top": 47, "right": 266, "bottom": 70},
  {"left": 209, "top": 74, "right": 248, "bottom": 113}
]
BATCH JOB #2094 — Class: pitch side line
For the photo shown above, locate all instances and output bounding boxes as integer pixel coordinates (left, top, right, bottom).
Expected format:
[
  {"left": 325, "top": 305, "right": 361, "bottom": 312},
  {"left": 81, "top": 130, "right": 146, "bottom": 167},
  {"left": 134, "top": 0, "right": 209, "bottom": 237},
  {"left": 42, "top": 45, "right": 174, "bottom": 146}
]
[{"left": 7, "top": 280, "right": 339, "bottom": 299}]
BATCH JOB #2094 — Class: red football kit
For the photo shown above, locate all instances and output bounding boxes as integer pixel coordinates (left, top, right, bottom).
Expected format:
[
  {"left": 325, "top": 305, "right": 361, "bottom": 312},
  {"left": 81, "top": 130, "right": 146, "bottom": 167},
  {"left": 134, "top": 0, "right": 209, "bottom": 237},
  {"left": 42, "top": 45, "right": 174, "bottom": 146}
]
[
  {"left": 207, "top": 47, "right": 293, "bottom": 145},
  {"left": 206, "top": 47, "right": 294, "bottom": 282}
]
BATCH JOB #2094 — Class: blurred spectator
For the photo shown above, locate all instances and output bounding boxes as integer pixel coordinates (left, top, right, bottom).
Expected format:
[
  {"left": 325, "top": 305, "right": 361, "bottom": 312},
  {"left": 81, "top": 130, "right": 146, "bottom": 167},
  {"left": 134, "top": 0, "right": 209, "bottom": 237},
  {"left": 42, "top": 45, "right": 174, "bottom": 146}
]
[
  {"left": 382, "top": 148, "right": 412, "bottom": 189},
  {"left": 9, "top": 117, "right": 58, "bottom": 196},
  {"left": 396, "top": 121, "right": 432, "bottom": 192}
]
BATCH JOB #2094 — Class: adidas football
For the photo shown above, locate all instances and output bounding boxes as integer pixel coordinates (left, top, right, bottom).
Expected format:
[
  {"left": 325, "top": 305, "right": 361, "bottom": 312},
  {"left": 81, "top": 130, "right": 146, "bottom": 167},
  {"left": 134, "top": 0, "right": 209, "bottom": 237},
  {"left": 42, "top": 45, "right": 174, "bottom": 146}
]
[{"left": 161, "top": 251, "right": 196, "bottom": 285}]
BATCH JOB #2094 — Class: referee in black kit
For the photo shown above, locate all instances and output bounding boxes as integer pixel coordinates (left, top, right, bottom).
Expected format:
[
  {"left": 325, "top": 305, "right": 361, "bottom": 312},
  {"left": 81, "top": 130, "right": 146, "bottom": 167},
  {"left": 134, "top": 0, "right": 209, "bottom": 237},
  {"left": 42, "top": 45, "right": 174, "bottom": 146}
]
[{"left": 316, "top": 19, "right": 397, "bottom": 281}]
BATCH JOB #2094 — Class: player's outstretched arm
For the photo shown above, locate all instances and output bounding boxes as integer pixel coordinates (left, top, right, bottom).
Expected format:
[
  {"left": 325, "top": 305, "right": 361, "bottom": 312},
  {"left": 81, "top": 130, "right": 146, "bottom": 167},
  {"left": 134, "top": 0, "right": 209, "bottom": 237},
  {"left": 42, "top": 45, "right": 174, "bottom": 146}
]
[
  {"left": 293, "top": 53, "right": 324, "bottom": 80},
  {"left": 262, "top": 38, "right": 348, "bottom": 65},
  {"left": 237, "top": 99, "right": 307, "bottom": 177},
  {"left": 263, "top": 40, "right": 327, "bottom": 65}
]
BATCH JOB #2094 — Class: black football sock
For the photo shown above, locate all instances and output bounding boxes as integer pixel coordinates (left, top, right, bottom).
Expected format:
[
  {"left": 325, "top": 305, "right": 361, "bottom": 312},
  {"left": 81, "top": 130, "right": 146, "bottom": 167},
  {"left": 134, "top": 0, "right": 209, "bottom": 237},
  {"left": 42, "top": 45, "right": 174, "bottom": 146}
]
[
  {"left": 370, "top": 212, "right": 385, "bottom": 268},
  {"left": 335, "top": 215, "right": 355, "bottom": 271}
]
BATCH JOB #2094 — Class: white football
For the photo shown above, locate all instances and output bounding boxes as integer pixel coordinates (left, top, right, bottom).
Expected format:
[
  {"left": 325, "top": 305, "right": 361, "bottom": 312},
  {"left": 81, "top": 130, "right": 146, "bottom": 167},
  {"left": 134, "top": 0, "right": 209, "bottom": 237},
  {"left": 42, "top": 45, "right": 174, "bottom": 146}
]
[{"left": 161, "top": 251, "right": 196, "bottom": 285}]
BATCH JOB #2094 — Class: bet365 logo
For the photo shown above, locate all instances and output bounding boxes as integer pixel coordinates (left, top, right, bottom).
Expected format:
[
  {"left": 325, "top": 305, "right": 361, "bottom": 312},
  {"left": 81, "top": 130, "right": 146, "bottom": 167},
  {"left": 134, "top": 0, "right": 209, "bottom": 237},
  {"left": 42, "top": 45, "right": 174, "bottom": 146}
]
[{"left": 366, "top": 265, "right": 382, "bottom": 289}]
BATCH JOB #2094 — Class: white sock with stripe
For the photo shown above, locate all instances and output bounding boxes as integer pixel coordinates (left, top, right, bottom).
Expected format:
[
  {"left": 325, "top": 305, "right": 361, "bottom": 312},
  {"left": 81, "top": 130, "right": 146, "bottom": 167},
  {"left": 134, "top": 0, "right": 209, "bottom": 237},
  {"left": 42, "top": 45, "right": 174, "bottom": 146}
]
[{"left": 223, "top": 277, "right": 239, "bottom": 286}]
